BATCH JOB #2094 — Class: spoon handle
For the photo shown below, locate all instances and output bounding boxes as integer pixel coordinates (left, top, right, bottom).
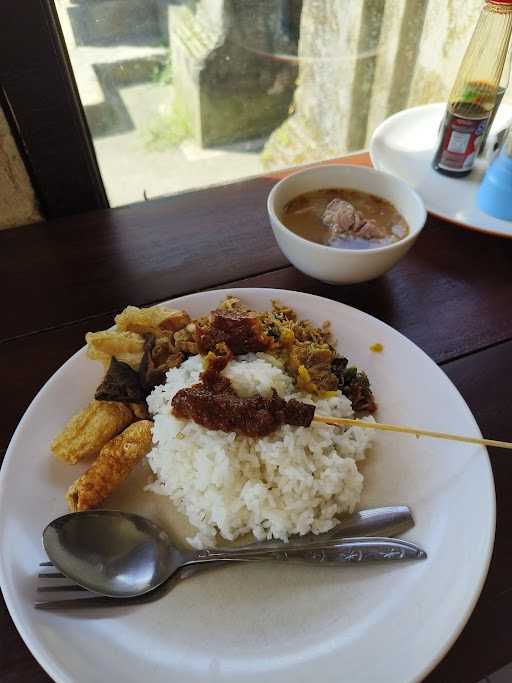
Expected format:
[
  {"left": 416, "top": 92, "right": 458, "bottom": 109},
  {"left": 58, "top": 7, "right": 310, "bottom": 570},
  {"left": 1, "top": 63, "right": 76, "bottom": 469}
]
[
  {"left": 217, "top": 505, "right": 414, "bottom": 552},
  {"left": 187, "top": 537, "right": 426, "bottom": 566}
]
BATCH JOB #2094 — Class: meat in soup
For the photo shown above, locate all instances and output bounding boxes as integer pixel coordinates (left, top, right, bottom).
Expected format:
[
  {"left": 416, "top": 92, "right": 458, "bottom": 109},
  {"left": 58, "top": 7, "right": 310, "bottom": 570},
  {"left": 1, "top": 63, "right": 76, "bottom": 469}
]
[{"left": 281, "top": 188, "right": 409, "bottom": 250}]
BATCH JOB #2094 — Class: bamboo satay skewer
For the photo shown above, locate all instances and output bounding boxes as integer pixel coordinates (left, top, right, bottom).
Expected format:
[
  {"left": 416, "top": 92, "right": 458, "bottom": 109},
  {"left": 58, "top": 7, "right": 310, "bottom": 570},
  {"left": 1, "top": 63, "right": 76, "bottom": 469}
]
[{"left": 313, "top": 415, "right": 512, "bottom": 450}]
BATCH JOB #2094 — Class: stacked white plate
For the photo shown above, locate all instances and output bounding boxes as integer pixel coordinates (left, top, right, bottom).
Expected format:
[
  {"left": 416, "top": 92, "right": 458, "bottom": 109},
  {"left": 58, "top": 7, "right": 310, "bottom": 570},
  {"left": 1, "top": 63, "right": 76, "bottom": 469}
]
[{"left": 370, "top": 102, "right": 512, "bottom": 237}]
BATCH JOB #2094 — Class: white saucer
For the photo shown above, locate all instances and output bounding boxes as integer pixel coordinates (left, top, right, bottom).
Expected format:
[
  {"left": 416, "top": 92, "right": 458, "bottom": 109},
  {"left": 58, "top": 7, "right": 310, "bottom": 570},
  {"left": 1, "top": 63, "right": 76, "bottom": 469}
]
[{"left": 369, "top": 102, "right": 512, "bottom": 237}]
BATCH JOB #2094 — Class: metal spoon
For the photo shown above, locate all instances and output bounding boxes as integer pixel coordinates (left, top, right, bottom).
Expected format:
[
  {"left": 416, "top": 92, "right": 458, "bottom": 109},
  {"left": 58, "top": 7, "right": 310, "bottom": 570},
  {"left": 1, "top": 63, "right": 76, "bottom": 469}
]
[
  {"left": 236, "top": 504, "right": 415, "bottom": 549},
  {"left": 43, "top": 510, "right": 426, "bottom": 599}
]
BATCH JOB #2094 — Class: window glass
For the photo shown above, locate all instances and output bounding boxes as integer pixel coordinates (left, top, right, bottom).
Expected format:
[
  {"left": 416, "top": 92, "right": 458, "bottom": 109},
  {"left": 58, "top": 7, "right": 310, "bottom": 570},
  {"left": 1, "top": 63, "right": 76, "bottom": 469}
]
[{"left": 55, "top": 0, "right": 504, "bottom": 208}]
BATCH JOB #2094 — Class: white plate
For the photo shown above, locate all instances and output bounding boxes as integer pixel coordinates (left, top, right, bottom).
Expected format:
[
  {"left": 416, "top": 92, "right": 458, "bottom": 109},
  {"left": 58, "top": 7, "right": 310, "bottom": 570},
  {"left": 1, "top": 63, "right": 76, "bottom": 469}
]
[
  {"left": 369, "top": 102, "right": 512, "bottom": 237},
  {"left": 0, "top": 288, "right": 495, "bottom": 683}
]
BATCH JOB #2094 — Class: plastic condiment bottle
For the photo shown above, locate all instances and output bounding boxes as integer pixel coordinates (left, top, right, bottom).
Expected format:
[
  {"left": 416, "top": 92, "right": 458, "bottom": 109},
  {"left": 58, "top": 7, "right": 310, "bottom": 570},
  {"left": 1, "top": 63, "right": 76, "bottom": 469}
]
[
  {"left": 477, "top": 126, "right": 512, "bottom": 220},
  {"left": 432, "top": 0, "right": 512, "bottom": 177}
]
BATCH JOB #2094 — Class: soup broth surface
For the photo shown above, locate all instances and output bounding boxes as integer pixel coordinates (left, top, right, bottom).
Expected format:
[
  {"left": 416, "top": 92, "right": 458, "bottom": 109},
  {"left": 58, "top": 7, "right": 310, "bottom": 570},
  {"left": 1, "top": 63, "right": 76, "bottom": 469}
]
[{"left": 281, "top": 188, "right": 409, "bottom": 250}]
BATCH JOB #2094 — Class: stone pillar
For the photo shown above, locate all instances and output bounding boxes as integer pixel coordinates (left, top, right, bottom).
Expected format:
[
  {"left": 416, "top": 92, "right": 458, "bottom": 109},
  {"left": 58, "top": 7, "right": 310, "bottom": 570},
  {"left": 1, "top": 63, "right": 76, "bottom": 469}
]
[
  {"left": 261, "top": 0, "right": 495, "bottom": 170},
  {"left": 169, "top": 0, "right": 300, "bottom": 147},
  {"left": 261, "top": 0, "right": 367, "bottom": 168},
  {"left": 407, "top": 0, "right": 482, "bottom": 106},
  {"left": 64, "top": 0, "right": 162, "bottom": 46},
  {"left": 366, "top": 0, "right": 428, "bottom": 135}
]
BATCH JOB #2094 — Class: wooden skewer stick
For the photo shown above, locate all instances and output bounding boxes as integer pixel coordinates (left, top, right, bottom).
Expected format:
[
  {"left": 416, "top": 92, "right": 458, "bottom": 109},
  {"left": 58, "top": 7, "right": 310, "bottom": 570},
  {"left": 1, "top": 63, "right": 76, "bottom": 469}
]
[{"left": 313, "top": 415, "right": 512, "bottom": 450}]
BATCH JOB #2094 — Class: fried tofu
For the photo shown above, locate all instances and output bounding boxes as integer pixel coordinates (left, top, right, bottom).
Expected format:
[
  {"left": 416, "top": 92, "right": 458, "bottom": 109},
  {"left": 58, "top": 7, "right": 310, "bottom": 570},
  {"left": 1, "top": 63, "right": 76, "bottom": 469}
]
[
  {"left": 51, "top": 400, "right": 133, "bottom": 464},
  {"left": 66, "top": 420, "right": 153, "bottom": 511},
  {"left": 115, "top": 305, "right": 190, "bottom": 336},
  {"left": 86, "top": 330, "right": 145, "bottom": 370}
]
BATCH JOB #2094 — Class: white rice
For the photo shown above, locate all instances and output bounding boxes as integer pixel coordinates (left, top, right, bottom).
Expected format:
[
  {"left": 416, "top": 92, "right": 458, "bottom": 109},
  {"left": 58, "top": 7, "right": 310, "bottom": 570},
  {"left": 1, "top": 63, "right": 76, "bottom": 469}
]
[{"left": 146, "top": 354, "right": 374, "bottom": 548}]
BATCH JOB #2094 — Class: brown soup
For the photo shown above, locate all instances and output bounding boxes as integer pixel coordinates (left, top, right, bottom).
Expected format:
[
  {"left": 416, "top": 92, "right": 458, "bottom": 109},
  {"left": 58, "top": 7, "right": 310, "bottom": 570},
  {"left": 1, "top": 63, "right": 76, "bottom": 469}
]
[{"left": 281, "top": 188, "right": 409, "bottom": 250}]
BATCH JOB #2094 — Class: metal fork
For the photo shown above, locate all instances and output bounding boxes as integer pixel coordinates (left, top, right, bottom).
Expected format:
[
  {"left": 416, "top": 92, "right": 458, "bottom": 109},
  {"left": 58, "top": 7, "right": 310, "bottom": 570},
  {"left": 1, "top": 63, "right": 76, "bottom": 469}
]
[{"left": 36, "top": 560, "right": 203, "bottom": 610}]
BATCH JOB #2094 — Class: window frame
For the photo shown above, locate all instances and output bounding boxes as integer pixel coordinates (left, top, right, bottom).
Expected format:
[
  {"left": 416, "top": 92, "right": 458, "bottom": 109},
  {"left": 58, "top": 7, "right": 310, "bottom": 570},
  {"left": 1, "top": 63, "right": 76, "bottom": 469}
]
[{"left": 0, "top": 0, "right": 108, "bottom": 220}]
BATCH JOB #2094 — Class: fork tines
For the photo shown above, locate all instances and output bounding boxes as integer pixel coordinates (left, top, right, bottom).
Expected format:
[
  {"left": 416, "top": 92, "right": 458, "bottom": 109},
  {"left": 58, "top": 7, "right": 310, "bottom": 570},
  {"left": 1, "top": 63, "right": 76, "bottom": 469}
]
[
  {"left": 37, "top": 560, "right": 87, "bottom": 594},
  {"left": 37, "top": 584, "right": 88, "bottom": 593}
]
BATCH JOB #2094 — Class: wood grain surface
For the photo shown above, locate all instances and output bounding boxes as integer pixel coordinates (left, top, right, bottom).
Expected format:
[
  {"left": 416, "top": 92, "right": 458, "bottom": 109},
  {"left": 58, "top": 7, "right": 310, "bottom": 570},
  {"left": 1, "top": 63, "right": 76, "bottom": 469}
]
[
  {"left": 2, "top": 153, "right": 512, "bottom": 683},
  {"left": 0, "top": 154, "right": 377, "bottom": 341},
  {"left": 424, "top": 341, "right": 512, "bottom": 683}
]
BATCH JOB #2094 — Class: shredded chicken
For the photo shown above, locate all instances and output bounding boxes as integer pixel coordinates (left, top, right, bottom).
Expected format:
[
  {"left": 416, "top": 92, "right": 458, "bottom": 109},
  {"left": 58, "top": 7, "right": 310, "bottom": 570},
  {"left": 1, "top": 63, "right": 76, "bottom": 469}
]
[
  {"left": 139, "top": 333, "right": 184, "bottom": 392},
  {"left": 287, "top": 342, "right": 338, "bottom": 393}
]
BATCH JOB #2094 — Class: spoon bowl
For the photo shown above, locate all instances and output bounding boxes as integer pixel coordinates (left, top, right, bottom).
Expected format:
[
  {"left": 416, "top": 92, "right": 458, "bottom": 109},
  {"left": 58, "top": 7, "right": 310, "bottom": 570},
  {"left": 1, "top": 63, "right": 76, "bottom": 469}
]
[{"left": 43, "top": 511, "right": 178, "bottom": 597}]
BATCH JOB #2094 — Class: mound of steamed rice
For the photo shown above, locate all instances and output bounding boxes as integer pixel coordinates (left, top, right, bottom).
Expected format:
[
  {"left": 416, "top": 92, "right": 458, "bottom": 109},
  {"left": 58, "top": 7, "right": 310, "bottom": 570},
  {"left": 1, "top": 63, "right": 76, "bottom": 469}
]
[{"left": 146, "top": 354, "right": 374, "bottom": 548}]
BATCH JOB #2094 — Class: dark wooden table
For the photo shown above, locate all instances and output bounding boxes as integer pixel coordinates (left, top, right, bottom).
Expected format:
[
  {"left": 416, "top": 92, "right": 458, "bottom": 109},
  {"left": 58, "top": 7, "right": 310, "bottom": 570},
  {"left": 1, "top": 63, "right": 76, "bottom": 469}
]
[{"left": 2, "top": 153, "right": 512, "bottom": 683}]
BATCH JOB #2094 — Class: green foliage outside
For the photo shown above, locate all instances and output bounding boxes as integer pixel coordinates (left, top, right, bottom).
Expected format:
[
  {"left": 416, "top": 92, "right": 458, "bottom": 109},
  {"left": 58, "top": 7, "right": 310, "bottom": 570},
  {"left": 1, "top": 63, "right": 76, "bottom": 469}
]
[{"left": 144, "top": 97, "right": 191, "bottom": 150}]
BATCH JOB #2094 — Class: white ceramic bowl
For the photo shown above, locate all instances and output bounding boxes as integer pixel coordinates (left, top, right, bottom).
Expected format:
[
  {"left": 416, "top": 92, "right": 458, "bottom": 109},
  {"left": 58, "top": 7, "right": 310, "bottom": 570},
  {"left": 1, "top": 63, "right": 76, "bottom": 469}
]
[{"left": 267, "top": 164, "right": 427, "bottom": 284}]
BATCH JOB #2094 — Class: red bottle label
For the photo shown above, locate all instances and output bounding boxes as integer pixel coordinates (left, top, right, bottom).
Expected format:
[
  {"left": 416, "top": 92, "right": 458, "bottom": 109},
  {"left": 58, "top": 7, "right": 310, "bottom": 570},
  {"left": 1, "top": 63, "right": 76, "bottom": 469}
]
[{"left": 436, "top": 110, "right": 490, "bottom": 172}]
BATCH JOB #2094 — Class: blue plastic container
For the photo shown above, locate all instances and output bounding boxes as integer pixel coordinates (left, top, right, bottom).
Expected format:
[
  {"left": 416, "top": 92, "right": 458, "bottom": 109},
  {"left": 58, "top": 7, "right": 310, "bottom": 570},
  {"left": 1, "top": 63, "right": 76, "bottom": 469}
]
[{"left": 477, "top": 138, "right": 512, "bottom": 221}]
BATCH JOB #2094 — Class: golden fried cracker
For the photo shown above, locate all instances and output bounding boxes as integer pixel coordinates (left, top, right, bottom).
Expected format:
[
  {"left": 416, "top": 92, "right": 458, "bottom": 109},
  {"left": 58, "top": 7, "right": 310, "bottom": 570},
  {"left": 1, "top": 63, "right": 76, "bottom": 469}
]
[
  {"left": 86, "top": 330, "right": 144, "bottom": 369},
  {"left": 66, "top": 420, "right": 153, "bottom": 511},
  {"left": 115, "top": 305, "right": 190, "bottom": 336},
  {"left": 51, "top": 400, "right": 133, "bottom": 464}
]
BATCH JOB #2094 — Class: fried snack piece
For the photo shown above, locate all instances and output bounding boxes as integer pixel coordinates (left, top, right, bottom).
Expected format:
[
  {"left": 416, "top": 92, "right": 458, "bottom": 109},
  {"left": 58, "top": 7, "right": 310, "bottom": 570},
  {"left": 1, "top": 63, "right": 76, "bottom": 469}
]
[
  {"left": 129, "top": 402, "right": 150, "bottom": 419},
  {"left": 51, "top": 400, "right": 133, "bottom": 464},
  {"left": 86, "top": 330, "right": 144, "bottom": 370},
  {"left": 95, "top": 357, "right": 145, "bottom": 403},
  {"left": 66, "top": 420, "right": 153, "bottom": 511},
  {"left": 115, "top": 305, "right": 190, "bottom": 336}
]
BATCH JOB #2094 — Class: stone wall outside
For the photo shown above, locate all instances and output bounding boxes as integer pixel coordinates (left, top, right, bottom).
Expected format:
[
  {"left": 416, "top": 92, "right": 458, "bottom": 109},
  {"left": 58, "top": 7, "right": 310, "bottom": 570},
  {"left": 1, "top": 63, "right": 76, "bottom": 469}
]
[
  {"left": 0, "top": 105, "right": 41, "bottom": 230},
  {"left": 262, "top": 0, "right": 511, "bottom": 169}
]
